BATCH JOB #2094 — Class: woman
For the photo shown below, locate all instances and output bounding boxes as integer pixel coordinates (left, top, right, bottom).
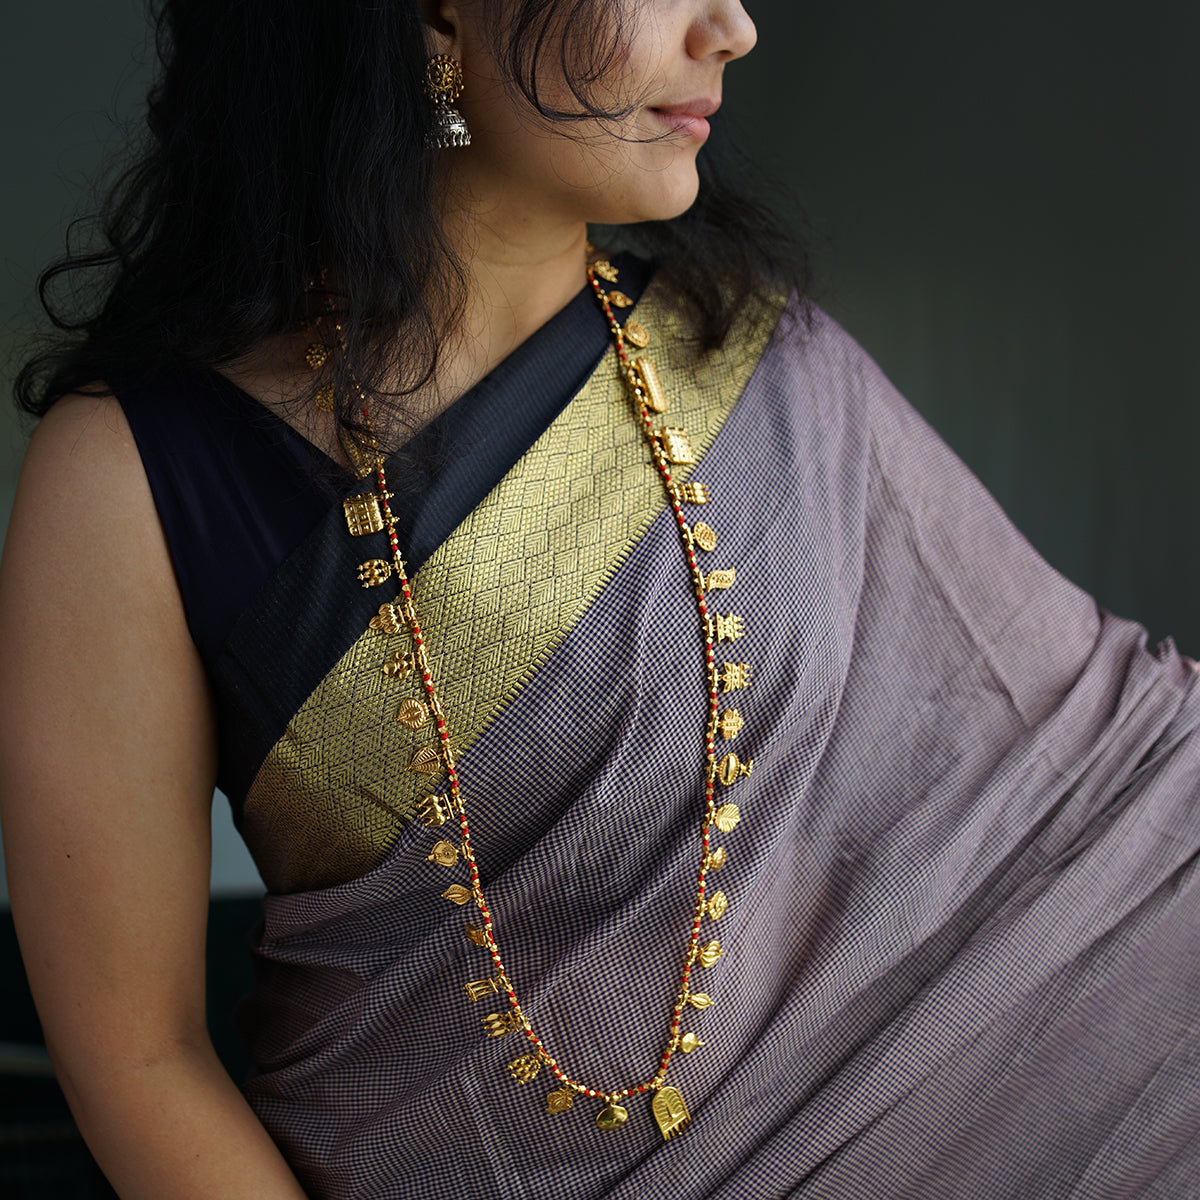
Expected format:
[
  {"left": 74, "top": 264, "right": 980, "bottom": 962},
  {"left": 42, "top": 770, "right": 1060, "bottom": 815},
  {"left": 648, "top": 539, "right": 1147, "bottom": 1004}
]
[{"left": 2, "top": 1, "right": 1198, "bottom": 1198}]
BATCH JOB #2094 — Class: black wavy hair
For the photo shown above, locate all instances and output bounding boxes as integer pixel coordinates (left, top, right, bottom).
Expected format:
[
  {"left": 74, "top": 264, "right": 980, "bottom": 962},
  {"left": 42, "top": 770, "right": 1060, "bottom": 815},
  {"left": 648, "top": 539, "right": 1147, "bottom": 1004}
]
[{"left": 14, "top": 0, "right": 810, "bottom": 446}]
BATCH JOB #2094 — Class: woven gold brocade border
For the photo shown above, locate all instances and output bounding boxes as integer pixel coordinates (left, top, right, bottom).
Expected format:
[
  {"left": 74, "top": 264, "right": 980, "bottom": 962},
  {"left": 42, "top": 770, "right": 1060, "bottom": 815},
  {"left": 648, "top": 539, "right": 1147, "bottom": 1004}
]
[{"left": 241, "top": 288, "right": 782, "bottom": 894}]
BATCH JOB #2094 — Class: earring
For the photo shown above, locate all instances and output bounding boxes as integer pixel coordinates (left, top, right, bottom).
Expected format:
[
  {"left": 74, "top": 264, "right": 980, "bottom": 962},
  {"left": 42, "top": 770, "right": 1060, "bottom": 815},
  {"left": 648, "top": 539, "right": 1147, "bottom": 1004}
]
[{"left": 424, "top": 54, "right": 471, "bottom": 149}]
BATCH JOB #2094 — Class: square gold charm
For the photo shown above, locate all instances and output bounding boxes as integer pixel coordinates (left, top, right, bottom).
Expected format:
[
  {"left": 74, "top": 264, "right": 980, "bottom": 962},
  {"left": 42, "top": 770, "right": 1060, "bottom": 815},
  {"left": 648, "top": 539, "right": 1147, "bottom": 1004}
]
[
  {"left": 343, "top": 493, "right": 384, "bottom": 536},
  {"left": 659, "top": 428, "right": 695, "bottom": 465}
]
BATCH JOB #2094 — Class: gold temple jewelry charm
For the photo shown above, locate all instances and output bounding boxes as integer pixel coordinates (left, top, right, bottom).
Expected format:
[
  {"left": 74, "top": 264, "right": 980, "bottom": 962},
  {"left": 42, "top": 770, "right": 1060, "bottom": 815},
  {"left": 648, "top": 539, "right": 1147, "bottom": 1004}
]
[
  {"left": 697, "top": 940, "right": 723, "bottom": 968},
  {"left": 444, "top": 885, "right": 474, "bottom": 906},
  {"left": 675, "top": 481, "right": 710, "bottom": 504},
  {"left": 717, "top": 709, "right": 744, "bottom": 739},
  {"left": 546, "top": 1087, "right": 576, "bottom": 1114},
  {"left": 687, "top": 992, "right": 714, "bottom": 1010},
  {"left": 596, "top": 1102, "right": 629, "bottom": 1130},
  {"left": 707, "top": 891, "right": 728, "bottom": 920},
  {"left": 706, "top": 568, "right": 736, "bottom": 591},
  {"left": 417, "top": 794, "right": 451, "bottom": 827},
  {"left": 718, "top": 663, "right": 753, "bottom": 691},
  {"left": 606, "top": 289, "right": 633, "bottom": 308},
  {"left": 690, "top": 522, "right": 718, "bottom": 552},
  {"left": 708, "top": 846, "right": 728, "bottom": 870},
  {"left": 717, "top": 754, "right": 753, "bottom": 785},
  {"left": 508, "top": 1054, "right": 543, "bottom": 1084},
  {"left": 463, "top": 975, "right": 500, "bottom": 1001},
  {"left": 592, "top": 260, "right": 619, "bottom": 282},
  {"left": 679, "top": 1033, "right": 705, "bottom": 1054},
  {"left": 464, "top": 925, "right": 488, "bottom": 946},
  {"left": 395, "top": 697, "right": 430, "bottom": 729},
  {"left": 483, "top": 1012, "right": 519, "bottom": 1038},
  {"left": 651, "top": 1087, "right": 691, "bottom": 1140},
  {"left": 659, "top": 427, "right": 695, "bottom": 464},
  {"left": 407, "top": 746, "right": 441, "bottom": 775},
  {"left": 632, "top": 357, "right": 668, "bottom": 413},
  {"left": 370, "top": 602, "right": 405, "bottom": 635},
  {"left": 713, "top": 804, "right": 741, "bottom": 832},
  {"left": 624, "top": 319, "right": 651, "bottom": 348},
  {"left": 426, "top": 839, "right": 460, "bottom": 867},
  {"left": 381, "top": 650, "right": 415, "bottom": 678},
  {"left": 343, "top": 493, "right": 386, "bottom": 536},
  {"left": 711, "top": 613, "right": 745, "bottom": 642},
  {"left": 357, "top": 559, "right": 392, "bottom": 588}
]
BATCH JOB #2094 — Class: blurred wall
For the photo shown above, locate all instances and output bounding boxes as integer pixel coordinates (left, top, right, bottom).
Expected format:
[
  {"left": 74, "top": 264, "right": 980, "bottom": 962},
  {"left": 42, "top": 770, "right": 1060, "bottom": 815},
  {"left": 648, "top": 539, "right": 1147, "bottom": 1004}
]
[{"left": 2, "top": 1, "right": 1197, "bottom": 902}]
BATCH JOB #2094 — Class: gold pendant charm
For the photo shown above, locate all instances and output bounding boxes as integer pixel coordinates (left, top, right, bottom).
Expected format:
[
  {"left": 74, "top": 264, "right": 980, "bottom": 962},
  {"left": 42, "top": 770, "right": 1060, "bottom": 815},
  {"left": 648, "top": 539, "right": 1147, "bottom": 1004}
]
[
  {"left": 482, "top": 1012, "right": 518, "bottom": 1038},
  {"left": 691, "top": 522, "right": 718, "bottom": 552},
  {"left": 592, "top": 260, "right": 619, "bottom": 282},
  {"left": 465, "top": 924, "right": 488, "bottom": 947},
  {"left": 659, "top": 427, "right": 695, "bottom": 464},
  {"left": 706, "top": 568, "right": 736, "bottom": 591},
  {"left": 426, "top": 839, "right": 460, "bottom": 867},
  {"left": 381, "top": 650, "right": 415, "bottom": 679},
  {"left": 607, "top": 289, "right": 633, "bottom": 308},
  {"left": 711, "top": 613, "right": 745, "bottom": 642},
  {"left": 546, "top": 1086, "right": 576, "bottom": 1114},
  {"left": 305, "top": 342, "right": 329, "bottom": 370},
  {"left": 463, "top": 975, "right": 499, "bottom": 1001},
  {"left": 717, "top": 753, "right": 753, "bottom": 785},
  {"left": 697, "top": 939, "right": 723, "bottom": 968},
  {"left": 507, "top": 1054, "right": 543, "bottom": 1084},
  {"left": 418, "top": 794, "right": 451, "bottom": 827},
  {"left": 713, "top": 803, "right": 741, "bottom": 832},
  {"left": 370, "top": 602, "right": 405, "bottom": 636},
  {"left": 444, "top": 884, "right": 473, "bottom": 906},
  {"left": 343, "top": 493, "right": 386, "bottom": 536},
  {"left": 357, "top": 559, "right": 392, "bottom": 588},
  {"left": 707, "top": 891, "right": 728, "bottom": 920},
  {"left": 687, "top": 992, "right": 714, "bottom": 1010},
  {"left": 395, "top": 697, "right": 430, "bottom": 729},
  {"left": 675, "top": 481, "right": 710, "bottom": 504},
  {"left": 633, "top": 357, "right": 669, "bottom": 413},
  {"left": 624, "top": 319, "right": 651, "bottom": 348},
  {"left": 679, "top": 1032, "right": 705, "bottom": 1054},
  {"left": 596, "top": 1103, "right": 629, "bottom": 1130},
  {"left": 717, "top": 709, "right": 744, "bottom": 739},
  {"left": 314, "top": 383, "right": 336, "bottom": 413},
  {"left": 652, "top": 1087, "right": 692, "bottom": 1140},
  {"left": 717, "top": 663, "right": 752, "bottom": 691},
  {"left": 408, "top": 745, "right": 442, "bottom": 775},
  {"left": 708, "top": 845, "right": 728, "bottom": 870}
]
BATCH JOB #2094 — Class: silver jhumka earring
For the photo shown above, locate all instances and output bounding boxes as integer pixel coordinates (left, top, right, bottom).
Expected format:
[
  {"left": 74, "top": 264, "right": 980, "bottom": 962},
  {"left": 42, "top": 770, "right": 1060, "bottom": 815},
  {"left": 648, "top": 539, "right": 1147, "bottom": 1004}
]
[{"left": 425, "top": 54, "right": 471, "bottom": 149}]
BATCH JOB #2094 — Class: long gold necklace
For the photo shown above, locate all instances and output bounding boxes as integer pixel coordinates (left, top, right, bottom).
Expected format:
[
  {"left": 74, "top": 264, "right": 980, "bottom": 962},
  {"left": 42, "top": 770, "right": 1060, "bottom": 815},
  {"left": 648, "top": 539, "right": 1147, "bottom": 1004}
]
[{"left": 314, "top": 257, "right": 752, "bottom": 1138}]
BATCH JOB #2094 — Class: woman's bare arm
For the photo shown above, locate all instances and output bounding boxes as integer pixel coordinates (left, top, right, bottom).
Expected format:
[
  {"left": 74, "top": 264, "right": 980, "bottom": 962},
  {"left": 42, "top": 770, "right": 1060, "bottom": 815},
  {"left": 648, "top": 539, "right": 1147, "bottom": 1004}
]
[{"left": 0, "top": 395, "right": 308, "bottom": 1199}]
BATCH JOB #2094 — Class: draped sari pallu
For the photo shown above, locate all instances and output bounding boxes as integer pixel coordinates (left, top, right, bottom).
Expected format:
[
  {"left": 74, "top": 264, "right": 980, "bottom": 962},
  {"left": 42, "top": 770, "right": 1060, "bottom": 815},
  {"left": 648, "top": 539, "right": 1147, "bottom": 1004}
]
[{"left": 204, "top": 288, "right": 1200, "bottom": 1199}]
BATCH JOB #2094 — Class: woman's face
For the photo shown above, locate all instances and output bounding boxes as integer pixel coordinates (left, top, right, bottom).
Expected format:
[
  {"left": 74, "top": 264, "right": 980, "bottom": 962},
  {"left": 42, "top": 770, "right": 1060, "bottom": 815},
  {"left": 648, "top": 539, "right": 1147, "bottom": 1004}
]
[{"left": 439, "top": 0, "right": 757, "bottom": 230}]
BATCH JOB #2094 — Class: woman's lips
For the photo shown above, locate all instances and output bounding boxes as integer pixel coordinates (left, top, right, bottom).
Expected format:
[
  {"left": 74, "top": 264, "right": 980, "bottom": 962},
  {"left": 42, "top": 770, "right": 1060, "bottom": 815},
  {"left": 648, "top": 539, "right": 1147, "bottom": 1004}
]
[{"left": 649, "top": 101, "right": 719, "bottom": 141}]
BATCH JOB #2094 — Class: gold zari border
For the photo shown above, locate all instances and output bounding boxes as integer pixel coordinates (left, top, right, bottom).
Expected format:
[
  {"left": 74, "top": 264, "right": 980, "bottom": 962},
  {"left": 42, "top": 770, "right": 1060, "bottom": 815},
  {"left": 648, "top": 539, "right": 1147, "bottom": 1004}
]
[{"left": 242, "top": 287, "right": 783, "bottom": 893}]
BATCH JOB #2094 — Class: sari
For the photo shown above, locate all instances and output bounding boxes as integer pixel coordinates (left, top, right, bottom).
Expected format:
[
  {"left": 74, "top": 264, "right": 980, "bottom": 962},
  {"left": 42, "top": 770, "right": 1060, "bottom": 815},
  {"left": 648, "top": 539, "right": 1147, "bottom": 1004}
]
[{"left": 115, "top": 259, "right": 1200, "bottom": 1199}]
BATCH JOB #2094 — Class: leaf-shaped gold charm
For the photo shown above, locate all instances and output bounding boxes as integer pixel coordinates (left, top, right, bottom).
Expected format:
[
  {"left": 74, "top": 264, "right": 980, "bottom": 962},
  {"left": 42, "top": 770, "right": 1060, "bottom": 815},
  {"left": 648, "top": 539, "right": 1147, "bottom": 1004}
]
[
  {"left": 408, "top": 745, "right": 441, "bottom": 775},
  {"left": 442, "top": 884, "right": 472, "bottom": 905},
  {"left": 713, "top": 804, "right": 740, "bottom": 832},
  {"left": 395, "top": 697, "right": 430, "bottom": 729},
  {"left": 697, "top": 939, "right": 723, "bottom": 968},
  {"left": 707, "top": 891, "right": 728, "bottom": 920},
  {"left": 607, "top": 289, "right": 633, "bottom": 308},
  {"left": 708, "top": 845, "right": 728, "bottom": 870},
  {"left": 687, "top": 992, "right": 714, "bottom": 1009},
  {"left": 592, "top": 260, "right": 619, "bottom": 282}
]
